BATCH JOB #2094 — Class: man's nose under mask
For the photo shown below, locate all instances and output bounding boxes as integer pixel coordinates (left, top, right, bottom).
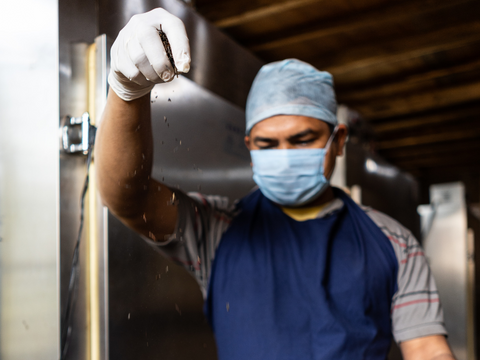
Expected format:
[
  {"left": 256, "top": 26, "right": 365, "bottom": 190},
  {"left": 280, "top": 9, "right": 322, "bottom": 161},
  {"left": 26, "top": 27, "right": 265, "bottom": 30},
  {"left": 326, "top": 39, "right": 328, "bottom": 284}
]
[{"left": 250, "top": 128, "right": 337, "bottom": 207}]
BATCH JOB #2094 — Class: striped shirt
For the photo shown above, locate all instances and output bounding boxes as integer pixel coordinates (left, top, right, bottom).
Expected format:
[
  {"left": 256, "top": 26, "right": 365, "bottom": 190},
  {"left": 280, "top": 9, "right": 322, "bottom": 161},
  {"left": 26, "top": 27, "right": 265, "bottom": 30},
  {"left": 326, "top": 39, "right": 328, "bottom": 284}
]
[{"left": 144, "top": 189, "right": 447, "bottom": 343}]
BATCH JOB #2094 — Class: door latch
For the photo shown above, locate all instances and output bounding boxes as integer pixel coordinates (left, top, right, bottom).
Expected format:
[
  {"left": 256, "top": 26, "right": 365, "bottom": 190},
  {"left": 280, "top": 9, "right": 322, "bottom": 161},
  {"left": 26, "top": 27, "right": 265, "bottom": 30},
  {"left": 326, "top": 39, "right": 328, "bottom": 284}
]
[{"left": 62, "top": 112, "right": 96, "bottom": 154}]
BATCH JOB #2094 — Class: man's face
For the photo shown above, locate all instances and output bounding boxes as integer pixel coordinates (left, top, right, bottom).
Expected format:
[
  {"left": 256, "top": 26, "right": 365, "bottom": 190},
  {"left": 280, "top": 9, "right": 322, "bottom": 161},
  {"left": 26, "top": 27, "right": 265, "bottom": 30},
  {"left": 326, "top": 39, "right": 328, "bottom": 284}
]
[{"left": 244, "top": 115, "right": 348, "bottom": 180}]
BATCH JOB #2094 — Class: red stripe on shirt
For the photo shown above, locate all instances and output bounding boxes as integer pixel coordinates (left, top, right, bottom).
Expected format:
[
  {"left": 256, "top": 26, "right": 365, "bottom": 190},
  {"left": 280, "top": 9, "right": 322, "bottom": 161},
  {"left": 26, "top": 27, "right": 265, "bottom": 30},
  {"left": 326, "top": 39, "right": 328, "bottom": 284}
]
[
  {"left": 392, "top": 298, "right": 439, "bottom": 311},
  {"left": 401, "top": 251, "right": 424, "bottom": 264},
  {"left": 388, "top": 235, "right": 407, "bottom": 248}
]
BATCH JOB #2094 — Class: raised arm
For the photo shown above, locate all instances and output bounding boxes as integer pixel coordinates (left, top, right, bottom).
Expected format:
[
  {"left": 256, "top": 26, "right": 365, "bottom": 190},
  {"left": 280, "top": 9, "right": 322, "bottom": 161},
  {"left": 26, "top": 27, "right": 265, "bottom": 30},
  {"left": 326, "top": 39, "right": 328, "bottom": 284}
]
[{"left": 95, "top": 8, "right": 191, "bottom": 242}]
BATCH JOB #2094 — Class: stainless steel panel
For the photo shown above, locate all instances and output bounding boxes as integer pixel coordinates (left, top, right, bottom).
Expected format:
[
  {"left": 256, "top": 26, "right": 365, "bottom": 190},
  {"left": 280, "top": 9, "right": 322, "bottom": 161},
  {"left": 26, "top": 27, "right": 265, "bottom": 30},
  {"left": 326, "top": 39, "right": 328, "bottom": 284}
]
[
  {"left": 108, "top": 214, "right": 218, "bottom": 359},
  {"left": 0, "top": 0, "right": 60, "bottom": 358},
  {"left": 59, "top": 42, "right": 91, "bottom": 360},
  {"left": 150, "top": 77, "right": 254, "bottom": 198},
  {"left": 422, "top": 182, "right": 470, "bottom": 360},
  {"left": 98, "top": 0, "right": 264, "bottom": 109},
  {"left": 59, "top": 0, "right": 97, "bottom": 358},
  {"left": 60, "top": 33, "right": 111, "bottom": 360}
]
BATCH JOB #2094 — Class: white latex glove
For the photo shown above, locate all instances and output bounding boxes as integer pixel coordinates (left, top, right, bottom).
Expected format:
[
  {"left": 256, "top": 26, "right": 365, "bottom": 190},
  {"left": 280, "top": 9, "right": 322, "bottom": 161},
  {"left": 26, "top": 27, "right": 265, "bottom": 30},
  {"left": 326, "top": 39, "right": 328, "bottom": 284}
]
[{"left": 108, "top": 8, "right": 191, "bottom": 101}]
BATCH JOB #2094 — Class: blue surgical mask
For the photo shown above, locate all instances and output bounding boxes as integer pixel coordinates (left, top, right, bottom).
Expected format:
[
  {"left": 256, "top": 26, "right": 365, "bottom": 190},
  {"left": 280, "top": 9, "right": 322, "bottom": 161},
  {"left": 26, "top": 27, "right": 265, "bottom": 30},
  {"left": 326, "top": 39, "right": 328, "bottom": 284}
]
[{"left": 250, "top": 128, "right": 337, "bottom": 207}]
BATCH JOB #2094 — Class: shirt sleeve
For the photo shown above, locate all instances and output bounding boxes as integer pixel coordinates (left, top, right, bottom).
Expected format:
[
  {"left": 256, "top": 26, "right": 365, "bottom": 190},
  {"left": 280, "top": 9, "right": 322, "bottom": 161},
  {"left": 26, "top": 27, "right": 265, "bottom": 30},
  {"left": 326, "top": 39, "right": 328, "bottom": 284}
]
[
  {"left": 142, "top": 189, "right": 233, "bottom": 297},
  {"left": 364, "top": 208, "right": 448, "bottom": 343}
]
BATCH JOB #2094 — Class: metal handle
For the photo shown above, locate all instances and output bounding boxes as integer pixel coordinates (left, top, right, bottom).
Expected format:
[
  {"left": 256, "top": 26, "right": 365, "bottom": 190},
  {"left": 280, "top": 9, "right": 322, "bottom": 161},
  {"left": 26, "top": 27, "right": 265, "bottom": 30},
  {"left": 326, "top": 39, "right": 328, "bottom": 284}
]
[{"left": 62, "top": 112, "right": 96, "bottom": 154}]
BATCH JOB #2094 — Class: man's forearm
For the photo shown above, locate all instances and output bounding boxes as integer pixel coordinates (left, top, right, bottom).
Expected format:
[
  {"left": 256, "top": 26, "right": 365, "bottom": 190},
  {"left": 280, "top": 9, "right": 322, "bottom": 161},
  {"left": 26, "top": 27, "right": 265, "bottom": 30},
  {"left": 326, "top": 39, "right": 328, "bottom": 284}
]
[
  {"left": 95, "top": 90, "right": 153, "bottom": 217},
  {"left": 400, "top": 335, "right": 455, "bottom": 360},
  {"left": 430, "top": 355, "right": 455, "bottom": 360}
]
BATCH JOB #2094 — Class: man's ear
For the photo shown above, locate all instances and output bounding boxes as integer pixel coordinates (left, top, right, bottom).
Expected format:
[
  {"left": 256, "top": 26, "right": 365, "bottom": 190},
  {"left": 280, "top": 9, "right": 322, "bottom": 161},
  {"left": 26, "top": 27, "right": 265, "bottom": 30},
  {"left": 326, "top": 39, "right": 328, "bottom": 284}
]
[
  {"left": 335, "top": 125, "right": 348, "bottom": 156},
  {"left": 244, "top": 136, "right": 252, "bottom": 150},
  {"left": 244, "top": 136, "right": 253, "bottom": 167}
]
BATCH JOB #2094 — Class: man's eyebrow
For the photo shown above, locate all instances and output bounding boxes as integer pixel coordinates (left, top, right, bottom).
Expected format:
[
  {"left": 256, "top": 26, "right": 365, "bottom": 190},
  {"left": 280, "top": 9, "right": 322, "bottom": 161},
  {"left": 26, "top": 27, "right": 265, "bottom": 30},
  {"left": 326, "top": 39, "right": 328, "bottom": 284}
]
[
  {"left": 253, "top": 136, "right": 276, "bottom": 144},
  {"left": 288, "top": 129, "right": 319, "bottom": 140}
]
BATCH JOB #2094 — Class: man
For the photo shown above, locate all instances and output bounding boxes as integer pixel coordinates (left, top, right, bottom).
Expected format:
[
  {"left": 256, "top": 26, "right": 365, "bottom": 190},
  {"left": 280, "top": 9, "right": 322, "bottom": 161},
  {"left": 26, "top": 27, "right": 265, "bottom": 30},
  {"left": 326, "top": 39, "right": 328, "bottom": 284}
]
[{"left": 95, "top": 8, "right": 455, "bottom": 360}]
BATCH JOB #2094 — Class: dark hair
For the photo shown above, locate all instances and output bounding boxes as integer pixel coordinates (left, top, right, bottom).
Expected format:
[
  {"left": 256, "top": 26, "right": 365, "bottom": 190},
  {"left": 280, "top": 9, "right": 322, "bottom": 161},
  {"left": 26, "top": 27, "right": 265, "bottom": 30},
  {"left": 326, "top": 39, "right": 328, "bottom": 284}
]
[{"left": 328, "top": 123, "right": 335, "bottom": 135}]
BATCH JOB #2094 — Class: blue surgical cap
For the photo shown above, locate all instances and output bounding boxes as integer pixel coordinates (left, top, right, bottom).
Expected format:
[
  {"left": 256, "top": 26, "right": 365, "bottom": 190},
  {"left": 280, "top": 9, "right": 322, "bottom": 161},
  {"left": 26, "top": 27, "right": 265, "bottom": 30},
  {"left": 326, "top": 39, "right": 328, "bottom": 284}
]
[{"left": 245, "top": 59, "right": 338, "bottom": 134}]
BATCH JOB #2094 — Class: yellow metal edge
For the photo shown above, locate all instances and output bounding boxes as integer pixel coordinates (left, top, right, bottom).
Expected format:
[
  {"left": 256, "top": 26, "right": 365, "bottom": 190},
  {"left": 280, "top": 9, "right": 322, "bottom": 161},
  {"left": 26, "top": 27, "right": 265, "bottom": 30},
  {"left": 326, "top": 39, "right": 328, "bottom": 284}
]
[{"left": 86, "top": 42, "right": 100, "bottom": 360}]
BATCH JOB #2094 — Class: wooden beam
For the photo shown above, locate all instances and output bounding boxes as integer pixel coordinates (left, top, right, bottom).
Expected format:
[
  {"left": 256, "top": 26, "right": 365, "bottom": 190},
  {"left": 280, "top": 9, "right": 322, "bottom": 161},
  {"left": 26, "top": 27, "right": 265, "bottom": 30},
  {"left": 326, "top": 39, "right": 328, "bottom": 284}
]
[
  {"left": 339, "top": 58, "right": 480, "bottom": 105},
  {"left": 320, "top": 22, "right": 480, "bottom": 78},
  {"left": 376, "top": 127, "right": 480, "bottom": 150},
  {"left": 197, "top": 0, "right": 321, "bottom": 28},
  {"left": 371, "top": 103, "right": 480, "bottom": 134},
  {"left": 380, "top": 139, "right": 480, "bottom": 161},
  {"left": 352, "top": 81, "right": 480, "bottom": 120},
  {"left": 394, "top": 153, "right": 480, "bottom": 170},
  {"left": 377, "top": 117, "right": 480, "bottom": 145},
  {"left": 332, "top": 41, "right": 480, "bottom": 90},
  {"left": 248, "top": 0, "right": 473, "bottom": 52},
  {"left": 410, "top": 164, "right": 480, "bottom": 178}
]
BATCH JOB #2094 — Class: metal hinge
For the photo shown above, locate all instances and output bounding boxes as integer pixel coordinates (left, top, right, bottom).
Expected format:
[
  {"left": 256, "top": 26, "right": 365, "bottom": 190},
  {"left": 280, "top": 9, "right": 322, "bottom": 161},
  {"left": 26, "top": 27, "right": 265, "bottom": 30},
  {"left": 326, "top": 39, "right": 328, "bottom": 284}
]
[{"left": 62, "top": 112, "right": 97, "bottom": 155}]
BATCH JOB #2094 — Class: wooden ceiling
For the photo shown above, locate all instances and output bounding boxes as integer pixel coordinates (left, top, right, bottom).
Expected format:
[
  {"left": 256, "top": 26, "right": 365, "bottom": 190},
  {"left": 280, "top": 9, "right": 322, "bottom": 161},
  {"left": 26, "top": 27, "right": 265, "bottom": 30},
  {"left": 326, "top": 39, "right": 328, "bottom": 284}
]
[{"left": 193, "top": 0, "right": 480, "bottom": 179}]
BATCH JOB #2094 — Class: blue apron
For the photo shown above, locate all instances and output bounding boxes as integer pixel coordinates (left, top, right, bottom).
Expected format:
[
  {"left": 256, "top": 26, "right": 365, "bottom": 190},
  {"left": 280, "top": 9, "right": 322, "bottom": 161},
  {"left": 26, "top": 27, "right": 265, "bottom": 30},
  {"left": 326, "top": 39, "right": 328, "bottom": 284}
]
[{"left": 205, "top": 188, "right": 398, "bottom": 360}]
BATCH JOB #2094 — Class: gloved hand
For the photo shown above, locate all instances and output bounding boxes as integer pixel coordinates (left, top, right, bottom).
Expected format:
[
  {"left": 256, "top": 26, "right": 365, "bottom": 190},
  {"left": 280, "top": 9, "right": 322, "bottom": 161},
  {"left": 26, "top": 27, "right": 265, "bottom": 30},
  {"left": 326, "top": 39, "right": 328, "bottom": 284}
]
[{"left": 108, "top": 8, "right": 191, "bottom": 101}]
